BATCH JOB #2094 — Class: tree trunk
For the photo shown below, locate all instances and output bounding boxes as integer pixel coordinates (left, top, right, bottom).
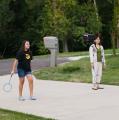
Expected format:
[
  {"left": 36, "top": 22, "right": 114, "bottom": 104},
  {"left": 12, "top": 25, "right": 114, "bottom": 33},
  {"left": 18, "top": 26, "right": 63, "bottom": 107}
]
[
  {"left": 116, "top": 0, "right": 119, "bottom": 48},
  {"left": 111, "top": 32, "right": 116, "bottom": 56},
  {"left": 63, "top": 39, "right": 68, "bottom": 52},
  {"left": 116, "top": 26, "right": 119, "bottom": 48},
  {"left": 1, "top": 46, "right": 7, "bottom": 58},
  {"left": 52, "top": 0, "right": 57, "bottom": 34},
  {"left": 93, "top": 0, "right": 99, "bottom": 21}
]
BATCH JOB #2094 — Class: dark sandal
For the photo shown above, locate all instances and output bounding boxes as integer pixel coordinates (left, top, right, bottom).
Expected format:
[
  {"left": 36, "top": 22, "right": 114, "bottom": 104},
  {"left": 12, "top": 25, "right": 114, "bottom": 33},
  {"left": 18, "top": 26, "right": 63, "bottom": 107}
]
[
  {"left": 97, "top": 87, "right": 104, "bottom": 89},
  {"left": 92, "top": 88, "right": 98, "bottom": 90}
]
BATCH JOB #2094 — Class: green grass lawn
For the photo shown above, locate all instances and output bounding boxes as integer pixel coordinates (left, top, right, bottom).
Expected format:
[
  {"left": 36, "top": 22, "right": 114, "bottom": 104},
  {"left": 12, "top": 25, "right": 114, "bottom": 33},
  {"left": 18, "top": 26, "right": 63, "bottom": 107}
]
[
  {"left": 34, "top": 55, "right": 119, "bottom": 86},
  {"left": 0, "top": 109, "right": 53, "bottom": 120},
  {"left": 34, "top": 48, "right": 119, "bottom": 59},
  {"left": 1, "top": 49, "right": 119, "bottom": 60},
  {"left": 58, "top": 48, "right": 119, "bottom": 57}
]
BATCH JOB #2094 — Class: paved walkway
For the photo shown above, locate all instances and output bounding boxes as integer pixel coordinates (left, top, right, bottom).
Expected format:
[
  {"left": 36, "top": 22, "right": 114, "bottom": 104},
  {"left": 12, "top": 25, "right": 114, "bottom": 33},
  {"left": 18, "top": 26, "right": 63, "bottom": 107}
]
[{"left": 0, "top": 74, "right": 119, "bottom": 120}]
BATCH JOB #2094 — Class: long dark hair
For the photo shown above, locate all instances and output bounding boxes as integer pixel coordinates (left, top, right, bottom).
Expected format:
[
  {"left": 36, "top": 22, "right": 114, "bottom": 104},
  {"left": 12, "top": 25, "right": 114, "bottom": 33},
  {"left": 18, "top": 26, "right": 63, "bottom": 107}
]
[
  {"left": 93, "top": 33, "right": 102, "bottom": 46},
  {"left": 20, "top": 40, "right": 30, "bottom": 51}
]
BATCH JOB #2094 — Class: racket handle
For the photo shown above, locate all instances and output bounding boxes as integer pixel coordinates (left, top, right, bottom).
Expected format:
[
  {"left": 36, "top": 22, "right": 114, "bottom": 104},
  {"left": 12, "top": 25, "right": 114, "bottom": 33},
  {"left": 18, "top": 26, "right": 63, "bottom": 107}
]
[{"left": 10, "top": 72, "right": 14, "bottom": 77}]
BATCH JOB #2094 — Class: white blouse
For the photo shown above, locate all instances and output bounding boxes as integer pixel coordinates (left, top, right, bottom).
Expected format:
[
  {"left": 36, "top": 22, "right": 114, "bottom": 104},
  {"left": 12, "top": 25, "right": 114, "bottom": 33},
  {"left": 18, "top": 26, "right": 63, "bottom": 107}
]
[{"left": 89, "top": 44, "right": 105, "bottom": 64}]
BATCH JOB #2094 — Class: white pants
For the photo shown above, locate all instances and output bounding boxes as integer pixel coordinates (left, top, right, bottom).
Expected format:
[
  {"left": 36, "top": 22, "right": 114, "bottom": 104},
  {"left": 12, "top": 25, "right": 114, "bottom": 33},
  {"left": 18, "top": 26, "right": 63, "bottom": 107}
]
[{"left": 92, "top": 62, "right": 102, "bottom": 84}]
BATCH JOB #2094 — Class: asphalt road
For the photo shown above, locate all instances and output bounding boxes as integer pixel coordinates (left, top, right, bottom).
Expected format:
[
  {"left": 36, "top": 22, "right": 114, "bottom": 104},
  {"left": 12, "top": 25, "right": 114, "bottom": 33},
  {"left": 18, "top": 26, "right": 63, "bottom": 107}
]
[{"left": 0, "top": 56, "right": 70, "bottom": 75}]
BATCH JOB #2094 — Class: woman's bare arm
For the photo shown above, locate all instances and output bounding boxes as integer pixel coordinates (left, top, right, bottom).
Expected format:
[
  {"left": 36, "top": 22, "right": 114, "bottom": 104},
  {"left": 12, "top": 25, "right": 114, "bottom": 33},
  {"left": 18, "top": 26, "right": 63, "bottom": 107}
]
[{"left": 11, "top": 59, "right": 18, "bottom": 74}]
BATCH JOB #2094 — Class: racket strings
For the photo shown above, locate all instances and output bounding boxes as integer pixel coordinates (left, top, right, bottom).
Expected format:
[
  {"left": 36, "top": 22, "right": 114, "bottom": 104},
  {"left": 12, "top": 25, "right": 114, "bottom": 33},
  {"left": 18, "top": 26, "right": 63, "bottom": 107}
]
[{"left": 3, "top": 75, "right": 13, "bottom": 92}]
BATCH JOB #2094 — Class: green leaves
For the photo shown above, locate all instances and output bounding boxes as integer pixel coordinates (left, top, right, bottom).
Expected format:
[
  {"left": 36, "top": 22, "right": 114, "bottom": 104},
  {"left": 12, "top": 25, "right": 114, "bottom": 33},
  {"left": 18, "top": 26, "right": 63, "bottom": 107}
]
[{"left": 0, "top": 0, "right": 112, "bottom": 57}]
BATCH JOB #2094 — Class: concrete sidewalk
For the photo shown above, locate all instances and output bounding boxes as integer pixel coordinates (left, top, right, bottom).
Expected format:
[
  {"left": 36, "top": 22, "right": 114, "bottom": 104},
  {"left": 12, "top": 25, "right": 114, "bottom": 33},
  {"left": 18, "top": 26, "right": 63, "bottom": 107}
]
[{"left": 0, "top": 74, "right": 119, "bottom": 120}]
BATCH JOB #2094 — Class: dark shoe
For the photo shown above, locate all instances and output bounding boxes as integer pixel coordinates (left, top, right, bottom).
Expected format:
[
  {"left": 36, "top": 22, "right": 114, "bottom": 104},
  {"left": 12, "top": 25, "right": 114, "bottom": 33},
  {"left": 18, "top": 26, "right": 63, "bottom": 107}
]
[
  {"left": 97, "top": 87, "right": 104, "bottom": 89},
  {"left": 92, "top": 88, "right": 98, "bottom": 90}
]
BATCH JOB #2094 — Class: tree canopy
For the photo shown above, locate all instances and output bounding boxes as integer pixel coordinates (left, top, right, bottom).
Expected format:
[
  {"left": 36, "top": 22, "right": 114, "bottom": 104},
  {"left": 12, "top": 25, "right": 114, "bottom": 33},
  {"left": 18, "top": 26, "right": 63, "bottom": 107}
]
[{"left": 0, "top": 0, "right": 114, "bottom": 58}]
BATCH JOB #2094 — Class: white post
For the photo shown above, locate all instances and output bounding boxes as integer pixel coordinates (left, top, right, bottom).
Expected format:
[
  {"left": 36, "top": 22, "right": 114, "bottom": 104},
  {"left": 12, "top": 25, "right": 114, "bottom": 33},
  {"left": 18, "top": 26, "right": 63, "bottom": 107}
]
[{"left": 44, "top": 36, "right": 59, "bottom": 67}]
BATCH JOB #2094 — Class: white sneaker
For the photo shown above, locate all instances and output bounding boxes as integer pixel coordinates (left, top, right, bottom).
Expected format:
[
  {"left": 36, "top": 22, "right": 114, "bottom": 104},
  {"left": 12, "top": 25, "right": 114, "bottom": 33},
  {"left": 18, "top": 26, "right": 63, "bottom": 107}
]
[
  {"left": 19, "top": 96, "right": 25, "bottom": 101},
  {"left": 29, "top": 96, "right": 37, "bottom": 100}
]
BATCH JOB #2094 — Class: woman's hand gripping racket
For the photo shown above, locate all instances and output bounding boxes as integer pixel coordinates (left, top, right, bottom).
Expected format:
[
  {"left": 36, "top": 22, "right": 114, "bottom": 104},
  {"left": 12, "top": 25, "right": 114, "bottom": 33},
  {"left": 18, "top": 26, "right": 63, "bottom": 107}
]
[{"left": 3, "top": 73, "right": 14, "bottom": 92}]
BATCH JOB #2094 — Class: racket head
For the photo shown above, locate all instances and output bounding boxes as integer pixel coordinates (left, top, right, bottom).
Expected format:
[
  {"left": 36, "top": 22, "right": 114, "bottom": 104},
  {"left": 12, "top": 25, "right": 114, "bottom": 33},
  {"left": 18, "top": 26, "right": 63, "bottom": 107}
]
[{"left": 3, "top": 83, "right": 12, "bottom": 92}]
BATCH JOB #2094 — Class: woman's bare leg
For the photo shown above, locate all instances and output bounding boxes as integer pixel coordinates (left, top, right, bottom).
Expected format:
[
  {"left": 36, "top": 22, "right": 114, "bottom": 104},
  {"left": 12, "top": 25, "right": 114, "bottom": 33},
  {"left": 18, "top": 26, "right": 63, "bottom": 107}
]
[
  {"left": 27, "top": 75, "right": 33, "bottom": 96},
  {"left": 26, "top": 75, "right": 36, "bottom": 100},
  {"left": 19, "top": 77, "right": 25, "bottom": 96}
]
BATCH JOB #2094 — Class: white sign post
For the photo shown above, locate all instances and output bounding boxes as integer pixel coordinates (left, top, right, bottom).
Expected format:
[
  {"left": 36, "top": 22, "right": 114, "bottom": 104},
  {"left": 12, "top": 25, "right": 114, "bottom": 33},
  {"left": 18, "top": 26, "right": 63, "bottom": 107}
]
[{"left": 44, "top": 36, "right": 59, "bottom": 67}]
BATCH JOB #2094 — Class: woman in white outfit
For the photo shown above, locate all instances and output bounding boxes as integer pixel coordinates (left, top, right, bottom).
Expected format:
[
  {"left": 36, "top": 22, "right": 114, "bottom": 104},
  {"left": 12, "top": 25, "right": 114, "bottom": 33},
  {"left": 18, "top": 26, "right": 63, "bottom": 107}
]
[{"left": 89, "top": 34, "right": 106, "bottom": 90}]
